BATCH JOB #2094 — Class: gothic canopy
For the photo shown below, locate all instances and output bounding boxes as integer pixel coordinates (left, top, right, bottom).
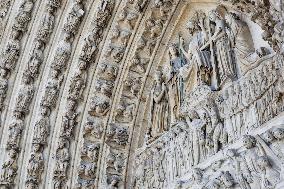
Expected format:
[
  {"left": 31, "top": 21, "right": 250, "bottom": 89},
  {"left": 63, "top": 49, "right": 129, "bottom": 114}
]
[{"left": 0, "top": 0, "right": 284, "bottom": 188}]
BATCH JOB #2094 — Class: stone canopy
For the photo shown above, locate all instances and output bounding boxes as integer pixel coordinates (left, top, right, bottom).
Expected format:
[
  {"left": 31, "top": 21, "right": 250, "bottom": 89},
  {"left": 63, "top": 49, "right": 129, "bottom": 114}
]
[{"left": 0, "top": 0, "right": 283, "bottom": 188}]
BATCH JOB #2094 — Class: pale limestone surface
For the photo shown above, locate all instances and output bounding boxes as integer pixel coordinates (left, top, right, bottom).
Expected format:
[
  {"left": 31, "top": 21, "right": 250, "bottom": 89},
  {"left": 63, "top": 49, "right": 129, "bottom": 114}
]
[{"left": 0, "top": 0, "right": 283, "bottom": 188}]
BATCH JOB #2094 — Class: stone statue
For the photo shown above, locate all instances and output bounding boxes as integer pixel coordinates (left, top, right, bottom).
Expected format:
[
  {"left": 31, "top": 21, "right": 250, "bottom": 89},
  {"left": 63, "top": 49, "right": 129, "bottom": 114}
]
[
  {"left": 257, "top": 156, "right": 280, "bottom": 189},
  {"left": 225, "top": 11, "right": 263, "bottom": 76},
  {"left": 148, "top": 70, "right": 169, "bottom": 139},
  {"left": 37, "top": 6, "right": 55, "bottom": 43},
  {"left": 179, "top": 11, "right": 212, "bottom": 92},
  {"left": 15, "top": 73, "right": 34, "bottom": 114},
  {"left": 0, "top": 30, "right": 21, "bottom": 70},
  {"left": 167, "top": 44, "right": 185, "bottom": 124},
  {"left": 26, "top": 40, "right": 44, "bottom": 79},
  {"left": 41, "top": 69, "right": 63, "bottom": 107},
  {"left": 13, "top": 0, "right": 34, "bottom": 31},
  {"left": 0, "top": 68, "right": 8, "bottom": 110},
  {"left": 63, "top": 0, "right": 85, "bottom": 35},
  {"left": 26, "top": 143, "right": 44, "bottom": 187},
  {"left": 51, "top": 32, "right": 72, "bottom": 71},
  {"left": 209, "top": 9, "right": 236, "bottom": 86},
  {"left": 185, "top": 110, "right": 206, "bottom": 165},
  {"left": 7, "top": 111, "right": 24, "bottom": 150},
  {"left": 33, "top": 106, "right": 50, "bottom": 144},
  {"left": 0, "top": 149, "right": 18, "bottom": 185}
]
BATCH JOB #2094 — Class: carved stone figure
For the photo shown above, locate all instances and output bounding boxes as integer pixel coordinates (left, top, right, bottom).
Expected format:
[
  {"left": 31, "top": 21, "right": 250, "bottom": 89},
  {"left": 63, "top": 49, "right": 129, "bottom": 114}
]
[
  {"left": 7, "top": 111, "right": 24, "bottom": 150},
  {"left": 209, "top": 9, "right": 236, "bottom": 86},
  {"left": 41, "top": 69, "right": 63, "bottom": 107},
  {"left": 13, "top": 0, "right": 34, "bottom": 31},
  {"left": 15, "top": 73, "right": 34, "bottom": 114},
  {"left": 168, "top": 44, "right": 185, "bottom": 124},
  {"left": 0, "top": 149, "right": 18, "bottom": 186},
  {"left": 33, "top": 106, "right": 50, "bottom": 144},
  {"left": 60, "top": 99, "right": 79, "bottom": 138},
  {"left": 89, "top": 96, "right": 110, "bottom": 117},
  {"left": 179, "top": 11, "right": 211, "bottom": 92},
  {"left": 185, "top": 110, "right": 206, "bottom": 165},
  {"left": 26, "top": 40, "right": 44, "bottom": 79},
  {"left": 37, "top": 6, "right": 55, "bottom": 43},
  {"left": 53, "top": 139, "right": 70, "bottom": 187},
  {"left": 83, "top": 119, "right": 103, "bottom": 139},
  {"left": 0, "top": 30, "right": 21, "bottom": 70},
  {"left": 26, "top": 144, "right": 44, "bottom": 188},
  {"left": 257, "top": 156, "right": 280, "bottom": 189},
  {"left": 106, "top": 124, "right": 129, "bottom": 147},
  {"left": 148, "top": 70, "right": 169, "bottom": 139},
  {"left": 0, "top": 68, "right": 9, "bottom": 110},
  {"left": 63, "top": 0, "right": 85, "bottom": 35},
  {"left": 51, "top": 32, "right": 72, "bottom": 71}
]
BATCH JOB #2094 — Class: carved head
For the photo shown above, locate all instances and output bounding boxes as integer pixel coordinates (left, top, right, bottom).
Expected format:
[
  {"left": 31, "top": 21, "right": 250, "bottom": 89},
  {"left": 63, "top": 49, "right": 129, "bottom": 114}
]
[
  {"left": 257, "top": 156, "right": 271, "bottom": 170},
  {"left": 154, "top": 70, "right": 163, "bottom": 84},
  {"left": 50, "top": 69, "right": 60, "bottom": 78},
  {"left": 35, "top": 40, "right": 44, "bottom": 49},
  {"left": 13, "top": 110, "right": 22, "bottom": 119},
  {"left": 272, "top": 128, "right": 284, "bottom": 140},
  {"left": 243, "top": 135, "right": 256, "bottom": 149},
  {"left": 32, "top": 143, "right": 42, "bottom": 152},
  {"left": 58, "top": 138, "right": 68, "bottom": 149},
  {"left": 78, "top": 60, "right": 87, "bottom": 70},
  {"left": 192, "top": 168, "right": 203, "bottom": 183},
  {"left": 168, "top": 43, "right": 179, "bottom": 58},
  {"left": 11, "top": 29, "right": 20, "bottom": 40},
  {"left": 8, "top": 148, "right": 18, "bottom": 158},
  {"left": 220, "top": 171, "right": 234, "bottom": 187},
  {"left": 262, "top": 130, "right": 275, "bottom": 143},
  {"left": 22, "top": 73, "right": 32, "bottom": 84},
  {"left": 0, "top": 68, "right": 8, "bottom": 78},
  {"left": 67, "top": 99, "right": 77, "bottom": 110},
  {"left": 226, "top": 149, "right": 236, "bottom": 158},
  {"left": 40, "top": 106, "right": 50, "bottom": 116}
]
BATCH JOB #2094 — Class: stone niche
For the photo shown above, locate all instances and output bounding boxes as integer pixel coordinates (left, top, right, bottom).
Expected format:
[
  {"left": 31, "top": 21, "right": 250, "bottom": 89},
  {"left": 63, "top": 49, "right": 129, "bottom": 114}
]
[{"left": 132, "top": 1, "right": 284, "bottom": 189}]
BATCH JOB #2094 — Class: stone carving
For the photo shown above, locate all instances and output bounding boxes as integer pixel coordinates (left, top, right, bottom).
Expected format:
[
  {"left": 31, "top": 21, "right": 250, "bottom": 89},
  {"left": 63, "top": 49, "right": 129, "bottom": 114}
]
[
  {"left": 63, "top": 0, "right": 85, "bottom": 35},
  {"left": 106, "top": 124, "right": 129, "bottom": 148},
  {"left": 115, "top": 100, "right": 135, "bottom": 123},
  {"left": 89, "top": 95, "right": 110, "bottom": 117},
  {"left": 7, "top": 111, "right": 24, "bottom": 150},
  {"left": 147, "top": 70, "right": 169, "bottom": 139},
  {"left": 0, "top": 1, "right": 283, "bottom": 189},
  {"left": 0, "top": 30, "right": 21, "bottom": 70},
  {"left": 51, "top": 32, "right": 72, "bottom": 71},
  {"left": 25, "top": 143, "right": 44, "bottom": 188},
  {"left": 0, "top": 149, "right": 18, "bottom": 186},
  {"left": 13, "top": 0, "right": 35, "bottom": 32},
  {"left": 36, "top": 5, "right": 55, "bottom": 43},
  {"left": 15, "top": 73, "right": 34, "bottom": 114},
  {"left": 83, "top": 119, "right": 103, "bottom": 139},
  {"left": 41, "top": 69, "right": 63, "bottom": 107},
  {"left": 0, "top": 68, "right": 8, "bottom": 110},
  {"left": 53, "top": 138, "right": 70, "bottom": 188},
  {"left": 25, "top": 40, "right": 44, "bottom": 79}
]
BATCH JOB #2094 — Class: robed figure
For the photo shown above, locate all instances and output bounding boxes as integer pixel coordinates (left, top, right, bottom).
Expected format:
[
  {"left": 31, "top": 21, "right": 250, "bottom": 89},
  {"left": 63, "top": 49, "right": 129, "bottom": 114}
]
[{"left": 148, "top": 70, "right": 169, "bottom": 139}]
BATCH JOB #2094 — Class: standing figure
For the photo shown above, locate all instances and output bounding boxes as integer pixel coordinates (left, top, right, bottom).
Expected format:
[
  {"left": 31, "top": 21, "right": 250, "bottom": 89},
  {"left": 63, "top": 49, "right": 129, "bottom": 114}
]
[
  {"left": 185, "top": 110, "right": 206, "bottom": 165},
  {"left": 209, "top": 9, "right": 236, "bottom": 86},
  {"left": 179, "top": 11, "right": 211, "bottom": 92},
  {"left": 148, "top": 70, "right": 169, "bottom": 139},
  {"left": 63, "top": 0, "right": 85, "bottom": 35},
  {"left": 1, "top": 30, "right": 21, "bottom": 70},
  {"left": 168, "top": 44, "right": 184, "bottom": 124}
]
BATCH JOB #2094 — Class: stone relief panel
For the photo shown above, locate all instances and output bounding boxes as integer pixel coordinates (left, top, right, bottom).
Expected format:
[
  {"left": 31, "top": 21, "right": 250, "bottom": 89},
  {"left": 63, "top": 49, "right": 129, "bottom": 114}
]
[
  {"left": 131, "top": 2, "right": 284, "bottom": 189},
  {"left": 0, "top": 0, "right": 283, "bottom": 188}
]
